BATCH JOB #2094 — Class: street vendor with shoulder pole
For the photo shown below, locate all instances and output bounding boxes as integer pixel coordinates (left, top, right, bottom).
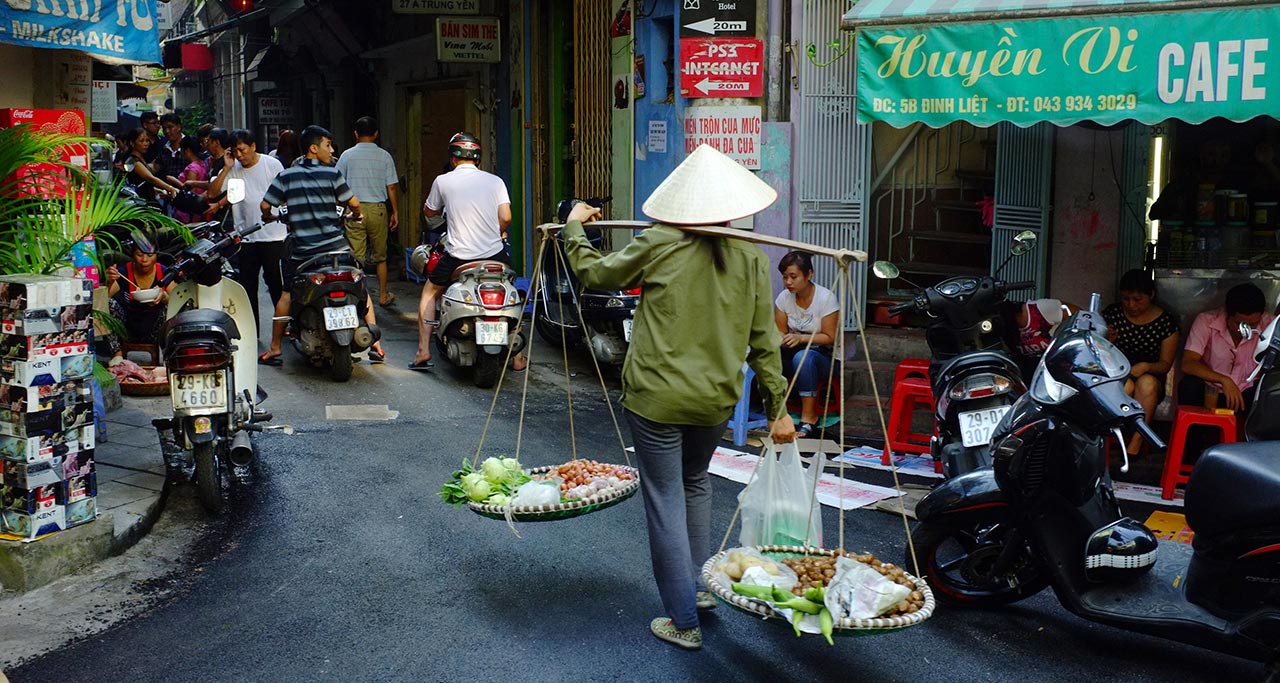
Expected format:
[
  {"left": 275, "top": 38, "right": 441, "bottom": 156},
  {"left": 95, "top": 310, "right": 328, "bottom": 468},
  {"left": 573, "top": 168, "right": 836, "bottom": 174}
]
[{"left": 561, "top": 144, "right": 796, "bottom": 651}]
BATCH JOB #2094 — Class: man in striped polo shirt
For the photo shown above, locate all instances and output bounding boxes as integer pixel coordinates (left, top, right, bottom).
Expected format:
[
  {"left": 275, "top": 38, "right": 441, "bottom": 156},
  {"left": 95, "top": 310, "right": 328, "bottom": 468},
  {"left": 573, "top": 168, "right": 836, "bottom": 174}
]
[
  {"left": 336, "top": 116, "right": 400, "bottom": 308},
  {"left": 258, "top": 125, "right": 387, "bottom": 365}
]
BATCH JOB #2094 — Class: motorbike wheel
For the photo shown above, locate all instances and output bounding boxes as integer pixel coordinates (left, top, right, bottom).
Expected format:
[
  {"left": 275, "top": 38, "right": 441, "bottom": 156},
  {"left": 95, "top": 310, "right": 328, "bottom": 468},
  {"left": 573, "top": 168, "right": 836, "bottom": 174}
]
[
  {"left": 330, "top": 344, "right": 354, "bottom": 382},
  {"left": 909, "top": 519, "right": 1049, "bottom": 606},
  {"left": 194, "top": 442, "right": 225, "bottom": 514},
  {"left": 474, "top": 352, "right": 501, "bottom": 389},
  {"left": 534, "top": 302, "right": 582, "bottom": 347}
]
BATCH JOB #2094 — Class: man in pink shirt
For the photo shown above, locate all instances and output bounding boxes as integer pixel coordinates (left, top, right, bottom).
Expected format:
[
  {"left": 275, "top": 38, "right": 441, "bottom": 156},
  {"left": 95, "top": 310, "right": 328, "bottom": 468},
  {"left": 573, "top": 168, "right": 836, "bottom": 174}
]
[{"left": 1180, "top": 283, "right": 1274, "bottom": 412}]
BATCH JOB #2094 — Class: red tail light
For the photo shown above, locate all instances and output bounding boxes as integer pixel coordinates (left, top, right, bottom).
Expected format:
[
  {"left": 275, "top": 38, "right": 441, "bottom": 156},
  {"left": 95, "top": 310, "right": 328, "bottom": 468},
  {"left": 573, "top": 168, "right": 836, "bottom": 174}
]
[
  {"left": 624, "top": 287, "right": 641, "bottom": 295},
  {"left": 172, "top": 344, "right": 229, "bottom": 372},
  {"left": 328, "top": 291, "right": 346, "bottom": 299},
  {"left": 479, "top": 286, "right": 506, "bottom": 308},
  {"left": 308, "top": 271, "right": 360, "bottom": 286}
]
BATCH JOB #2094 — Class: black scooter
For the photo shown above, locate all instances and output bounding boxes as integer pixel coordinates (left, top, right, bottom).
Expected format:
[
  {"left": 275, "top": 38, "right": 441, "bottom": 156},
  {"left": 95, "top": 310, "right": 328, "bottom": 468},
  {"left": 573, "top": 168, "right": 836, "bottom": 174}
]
[
  {"left": 873, "top": 230, "right": 1039, "bottom": 477},
  {"left": 286, "top": 250, "right": 381, "bottom": 383},
  {"left": 911, "top": 294, "right": 1280, "bottom": 679},
  {"left": 533, "top": 198, "right": 639, "bottom": 365}
]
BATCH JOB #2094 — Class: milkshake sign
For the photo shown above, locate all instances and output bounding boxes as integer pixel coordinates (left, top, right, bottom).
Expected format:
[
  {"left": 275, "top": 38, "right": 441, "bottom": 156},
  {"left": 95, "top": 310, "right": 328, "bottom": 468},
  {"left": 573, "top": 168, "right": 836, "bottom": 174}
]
[
  {"left": 856, "top": 5, "right": 1279, "bottom": 127},
  {"left": 0, "top": 0, "right": 162, "bottom": 63}
]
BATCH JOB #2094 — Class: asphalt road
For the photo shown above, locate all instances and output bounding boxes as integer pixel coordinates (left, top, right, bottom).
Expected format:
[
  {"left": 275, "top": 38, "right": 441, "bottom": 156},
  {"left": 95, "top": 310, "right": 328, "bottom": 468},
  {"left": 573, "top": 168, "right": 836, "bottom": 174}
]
[{"left": 7, "top": 305, "right": 1259, "bottom": 683}]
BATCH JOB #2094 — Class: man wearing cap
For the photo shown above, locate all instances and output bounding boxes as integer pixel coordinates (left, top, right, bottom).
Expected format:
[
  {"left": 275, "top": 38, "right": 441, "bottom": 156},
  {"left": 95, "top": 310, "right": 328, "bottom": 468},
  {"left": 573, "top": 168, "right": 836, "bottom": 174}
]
[
  {"left": 336, "top": 116, "right": 401, "bottom": 308},
  {"left": 561, "top": 144, "right": 797, "bottom": 650}
]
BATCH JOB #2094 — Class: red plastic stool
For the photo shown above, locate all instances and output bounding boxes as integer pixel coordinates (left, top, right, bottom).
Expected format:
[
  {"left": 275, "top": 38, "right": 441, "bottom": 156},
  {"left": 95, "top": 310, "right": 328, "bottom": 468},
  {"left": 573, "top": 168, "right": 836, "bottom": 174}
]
[
  {"left": 894, "top": 358, "right": 930, "bottom": 387},
  {"left": 882, "top": 377, "right": 934, "bottom": 464},
  {"left": 1161, "top": 407, "right": 1237, "bottom": 500}
]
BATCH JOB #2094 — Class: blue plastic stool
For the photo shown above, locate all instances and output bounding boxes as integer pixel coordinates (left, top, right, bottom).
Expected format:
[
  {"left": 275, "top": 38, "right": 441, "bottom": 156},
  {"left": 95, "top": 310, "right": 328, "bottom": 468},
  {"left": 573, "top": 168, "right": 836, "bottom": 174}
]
[{"left": 728, "top": 364, "right": 769, "bottom": 446}]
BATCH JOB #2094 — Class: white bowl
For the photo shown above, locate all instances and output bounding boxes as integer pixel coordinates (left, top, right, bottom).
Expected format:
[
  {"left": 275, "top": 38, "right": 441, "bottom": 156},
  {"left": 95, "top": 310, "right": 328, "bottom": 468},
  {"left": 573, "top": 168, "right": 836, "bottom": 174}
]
[{"left": 131, "top": 288, "right": 162, "bottom": 303}]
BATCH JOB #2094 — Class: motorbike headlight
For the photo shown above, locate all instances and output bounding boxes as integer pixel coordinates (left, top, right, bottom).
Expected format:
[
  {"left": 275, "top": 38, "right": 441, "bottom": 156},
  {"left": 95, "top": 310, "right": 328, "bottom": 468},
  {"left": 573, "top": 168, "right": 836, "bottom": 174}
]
[{"left": 1029, "top": 365, "right": 1077, "bottom": 405}]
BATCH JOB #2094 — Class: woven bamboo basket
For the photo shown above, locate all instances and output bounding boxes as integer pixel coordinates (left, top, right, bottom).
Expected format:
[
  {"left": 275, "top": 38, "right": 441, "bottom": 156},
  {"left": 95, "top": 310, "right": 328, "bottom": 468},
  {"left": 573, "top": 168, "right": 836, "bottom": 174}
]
[
  {"left": 119, "top": 372, "right": 169, "bottom": 397},
  {"left": 467, "top": 464, "right": 640, "bottom": 522},
  {"left": 700, "top": 545, "right": 935, "bottom": 635}
]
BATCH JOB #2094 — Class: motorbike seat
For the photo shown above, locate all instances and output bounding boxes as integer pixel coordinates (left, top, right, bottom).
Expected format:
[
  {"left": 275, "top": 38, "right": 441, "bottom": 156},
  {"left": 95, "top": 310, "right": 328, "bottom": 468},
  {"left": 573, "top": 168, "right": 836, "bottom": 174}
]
[
  {"left": 1184, "top": 440, "right": 1280, "bottom": 537},
  {"left": 163, "top": 308, "right": 240, "bottom": 341},
  {"left": 933, "top": 351, "right": 1023, "bottom": 390},
  {"left": 451, "top": 260, "right": 511, "bottom": 283}
]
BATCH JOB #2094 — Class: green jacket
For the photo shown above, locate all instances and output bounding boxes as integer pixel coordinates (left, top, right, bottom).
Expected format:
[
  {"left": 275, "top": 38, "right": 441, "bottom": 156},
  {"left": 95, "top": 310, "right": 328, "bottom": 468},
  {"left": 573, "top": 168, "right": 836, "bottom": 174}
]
[{"left": 561, "top": 220, "right": 787, "bottom": 426}]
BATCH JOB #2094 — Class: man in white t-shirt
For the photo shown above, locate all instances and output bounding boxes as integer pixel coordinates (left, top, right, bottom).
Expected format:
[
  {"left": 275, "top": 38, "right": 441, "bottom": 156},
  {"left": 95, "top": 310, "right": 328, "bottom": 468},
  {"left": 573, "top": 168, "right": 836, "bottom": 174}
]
[
  {"left": 411, "top": 132, "right": 523, "bottom": 370},
  {"left": 207, "top": 129, "right": 287, "bottom": 333}
]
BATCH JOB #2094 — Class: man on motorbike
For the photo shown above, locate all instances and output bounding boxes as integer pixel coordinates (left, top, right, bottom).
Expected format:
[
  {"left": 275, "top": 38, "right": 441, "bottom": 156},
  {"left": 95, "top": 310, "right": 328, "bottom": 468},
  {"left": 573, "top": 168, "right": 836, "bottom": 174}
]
[
  {"left": 257, "top": 125, "right": 387, "bottom": 365},
  {"left": 410, "top": 132, "right": 526, "bottom": 371}
]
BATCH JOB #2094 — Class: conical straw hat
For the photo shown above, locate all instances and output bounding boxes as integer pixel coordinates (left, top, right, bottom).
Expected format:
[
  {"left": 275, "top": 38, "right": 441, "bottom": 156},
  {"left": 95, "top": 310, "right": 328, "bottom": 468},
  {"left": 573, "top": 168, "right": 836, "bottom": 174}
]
[{"left": 641, "top": 144, "right": 777, "bottom": 226}]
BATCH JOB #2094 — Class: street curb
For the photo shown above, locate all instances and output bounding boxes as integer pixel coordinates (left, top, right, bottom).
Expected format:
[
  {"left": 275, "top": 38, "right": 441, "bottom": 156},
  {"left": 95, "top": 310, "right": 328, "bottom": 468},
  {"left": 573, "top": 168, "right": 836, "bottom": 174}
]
[{"left": 108, "top": 477, "right": 171, "bottom": 556}]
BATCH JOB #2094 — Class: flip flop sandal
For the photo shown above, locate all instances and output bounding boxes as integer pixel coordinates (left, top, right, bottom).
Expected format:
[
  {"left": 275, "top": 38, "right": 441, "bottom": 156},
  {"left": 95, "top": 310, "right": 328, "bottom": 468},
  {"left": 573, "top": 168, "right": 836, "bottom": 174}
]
[
  {"left": 379, "top": 292, "right": 397, "bottom": 308},
  {"left": 407, "top": 359, "right": 434, "bottom": 372},
  {"left": 258, "top": 352, "right": 283, "bottom": 366},
  {"left": 367, "top": 348, "right": 385, "bottom": 364},
  {"left": 796, "top": 421, "right": 815, "bottom": 438}
]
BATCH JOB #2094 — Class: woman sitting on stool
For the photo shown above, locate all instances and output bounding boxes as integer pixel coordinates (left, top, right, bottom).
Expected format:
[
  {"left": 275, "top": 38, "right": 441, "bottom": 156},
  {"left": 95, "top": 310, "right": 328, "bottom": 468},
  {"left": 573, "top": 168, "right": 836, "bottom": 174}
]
[
  {"left": 103, "top": 232, "right": 169, "bottom": 365},
  {"left": 774, "top": 251, "right": 840, "bottom": 438}
]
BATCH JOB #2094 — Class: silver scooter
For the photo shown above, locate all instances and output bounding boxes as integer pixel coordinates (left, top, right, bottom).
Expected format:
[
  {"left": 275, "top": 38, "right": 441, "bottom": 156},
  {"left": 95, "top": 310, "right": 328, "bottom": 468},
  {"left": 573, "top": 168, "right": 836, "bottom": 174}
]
[{"left": 433, "top": 243, "right": 527, "bottom": 388}]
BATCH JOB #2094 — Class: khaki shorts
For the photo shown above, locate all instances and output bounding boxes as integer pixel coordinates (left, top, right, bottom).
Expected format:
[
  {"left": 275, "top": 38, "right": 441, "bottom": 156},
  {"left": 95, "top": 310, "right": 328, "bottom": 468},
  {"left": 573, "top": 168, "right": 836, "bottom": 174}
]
[{"left": 346, "top": 202, "right": 389, "bottom": 264}]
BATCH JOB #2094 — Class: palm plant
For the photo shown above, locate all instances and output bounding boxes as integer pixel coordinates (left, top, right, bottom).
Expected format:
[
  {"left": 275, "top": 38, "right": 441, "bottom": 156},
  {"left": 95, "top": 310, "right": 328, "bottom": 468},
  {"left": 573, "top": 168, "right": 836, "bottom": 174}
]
[{"left": 0, "top": 124, "right": 185, "bottom": 275}]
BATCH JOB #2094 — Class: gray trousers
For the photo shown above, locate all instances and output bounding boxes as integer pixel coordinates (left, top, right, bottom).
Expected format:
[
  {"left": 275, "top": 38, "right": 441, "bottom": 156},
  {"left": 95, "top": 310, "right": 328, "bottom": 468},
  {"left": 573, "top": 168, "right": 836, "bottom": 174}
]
[{"left": 625, "top": 409, "right": 727, "bottom": 630}]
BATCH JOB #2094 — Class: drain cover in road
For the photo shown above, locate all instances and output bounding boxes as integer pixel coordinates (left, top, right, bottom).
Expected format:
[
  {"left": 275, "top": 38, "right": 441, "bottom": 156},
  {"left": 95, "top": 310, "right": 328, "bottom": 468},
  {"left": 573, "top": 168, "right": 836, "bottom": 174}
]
[{"left": 325, "top": 404, "right": 399, "bottom": 421}]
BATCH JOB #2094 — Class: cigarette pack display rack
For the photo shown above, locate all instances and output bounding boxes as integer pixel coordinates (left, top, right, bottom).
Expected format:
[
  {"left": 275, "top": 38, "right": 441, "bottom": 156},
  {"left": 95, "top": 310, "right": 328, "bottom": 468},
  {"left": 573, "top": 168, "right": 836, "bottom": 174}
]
[{"left": 0, "top": 275, "right": 98, "bottom": 541}]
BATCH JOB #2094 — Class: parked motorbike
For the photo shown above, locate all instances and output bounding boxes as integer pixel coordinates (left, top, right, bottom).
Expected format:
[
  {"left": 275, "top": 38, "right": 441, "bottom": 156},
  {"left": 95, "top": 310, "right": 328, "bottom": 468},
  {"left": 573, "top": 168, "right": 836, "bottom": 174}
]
[
  {"left": 873, "top": 230, "right": 1039, "bottom": 478},
  {"left": 910, "top": 293, "right": 1280, "bottom": 679},
  {"left": 534, "top": 198, "right": 639, "bottom": 365},
  {"left": 286, "top": 249, "right": 381, "bottom": 382},
  {"left": 152, "top": 179, "right": 272, "bottom": 514}
]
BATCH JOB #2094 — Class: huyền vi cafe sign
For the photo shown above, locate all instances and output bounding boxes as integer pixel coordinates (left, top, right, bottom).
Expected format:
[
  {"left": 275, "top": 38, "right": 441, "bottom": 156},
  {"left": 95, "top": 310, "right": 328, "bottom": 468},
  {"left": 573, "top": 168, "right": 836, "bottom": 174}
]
[{"left": 856, "top": 5, "right": 1280, "bottom": 127}]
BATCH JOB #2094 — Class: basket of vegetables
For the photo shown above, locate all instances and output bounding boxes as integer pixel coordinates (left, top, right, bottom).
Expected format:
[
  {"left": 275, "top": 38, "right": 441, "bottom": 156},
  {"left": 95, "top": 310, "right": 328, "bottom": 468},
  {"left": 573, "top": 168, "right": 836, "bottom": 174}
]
[
  {"left": 440, "top": 458, "right": 640, "bottom": 523},
  {"left": 700, "top": 545, "right": 935, "bottom": 640}
]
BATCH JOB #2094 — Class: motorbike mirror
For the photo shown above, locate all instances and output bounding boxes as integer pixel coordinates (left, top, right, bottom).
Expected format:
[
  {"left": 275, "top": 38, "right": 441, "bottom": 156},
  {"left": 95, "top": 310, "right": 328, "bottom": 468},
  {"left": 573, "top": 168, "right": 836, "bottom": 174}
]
[
  {"left": 122, "top": 157, "right": 136, "bottom": 174},
  {"left": 871, "top": 261, "right": 900, "bottom": 280},
  {"left": 225, "top": 178, "right": 247, "bottom": 205},
  {"left": 1009, "top": 230, "right": 1038, "bottom": 256},
  {"left": 1239, "top": 321, "right": 1260, "bottom": 342}
]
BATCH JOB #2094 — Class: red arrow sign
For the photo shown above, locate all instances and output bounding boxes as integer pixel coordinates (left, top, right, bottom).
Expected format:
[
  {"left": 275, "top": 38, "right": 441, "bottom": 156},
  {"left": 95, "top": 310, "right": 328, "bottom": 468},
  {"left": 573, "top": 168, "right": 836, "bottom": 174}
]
[{"left": 680, "top": 38, "right": 763, "bottom": 99}]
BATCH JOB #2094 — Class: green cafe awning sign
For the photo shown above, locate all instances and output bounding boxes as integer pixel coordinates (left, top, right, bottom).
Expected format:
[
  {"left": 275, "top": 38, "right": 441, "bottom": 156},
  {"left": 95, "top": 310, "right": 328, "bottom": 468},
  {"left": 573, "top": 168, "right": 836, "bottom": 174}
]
[{"left": 856, "top": 5, "right": 1280, "bottom": 127}]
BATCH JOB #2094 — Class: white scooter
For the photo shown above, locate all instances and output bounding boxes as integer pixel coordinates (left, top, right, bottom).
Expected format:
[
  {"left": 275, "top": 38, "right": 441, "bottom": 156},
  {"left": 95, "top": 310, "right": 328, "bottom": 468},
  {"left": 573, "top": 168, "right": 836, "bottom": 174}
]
[
  {"left": 434, "top": 241, "right": 527, "bottom": 388},
  {"left": 155, "top": 179, "right": 272, "bottom": 513}
]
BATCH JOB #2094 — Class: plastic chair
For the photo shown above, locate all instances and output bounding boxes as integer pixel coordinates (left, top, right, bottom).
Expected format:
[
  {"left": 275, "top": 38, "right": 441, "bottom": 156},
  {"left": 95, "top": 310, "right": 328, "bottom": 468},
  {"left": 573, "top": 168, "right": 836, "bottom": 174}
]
[
  {"left": 1161, "top": 406, "right": 1237, "bottom": 500},
  {"left": 728, "top": 364, "right": 769, "bottom": 447},
  {"left": 883, "top": 377, "right": 934, "bottom": 464},
  {"left": 893, "top": 358, "right": 930, "bottom": 386}
]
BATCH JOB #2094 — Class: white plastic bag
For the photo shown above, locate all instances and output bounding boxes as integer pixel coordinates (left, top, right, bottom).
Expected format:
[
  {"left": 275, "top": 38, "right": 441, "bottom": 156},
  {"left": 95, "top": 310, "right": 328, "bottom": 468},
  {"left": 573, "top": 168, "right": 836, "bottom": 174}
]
[
  {"left": 738, "top": 441, "right": 823, "bottom": 548},
  {"left": 825, "top": 555, "right": 911, "bottom": 619},
  {"left": 511, "top": 479, "right": 561, "bottom": 507}
]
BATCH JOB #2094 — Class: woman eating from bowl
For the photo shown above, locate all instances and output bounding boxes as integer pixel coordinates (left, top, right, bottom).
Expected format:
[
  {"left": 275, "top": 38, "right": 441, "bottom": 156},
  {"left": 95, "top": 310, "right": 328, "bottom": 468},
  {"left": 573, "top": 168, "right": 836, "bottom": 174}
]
[
  {"left": 104, "top": 232, "right": 170, "bottom": 365},
  {"left": 774, "top": 250, "right": 841, "bottom": 437}
]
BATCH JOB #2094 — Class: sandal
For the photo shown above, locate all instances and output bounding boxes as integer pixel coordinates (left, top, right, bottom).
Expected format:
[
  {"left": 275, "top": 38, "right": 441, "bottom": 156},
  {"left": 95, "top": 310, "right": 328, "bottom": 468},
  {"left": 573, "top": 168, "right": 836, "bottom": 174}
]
[
  {"left": 796, "top": 421, "right": 815, "bottom": 438},
  {"left": 257, "top": 352, "right": 283, "bottom": 367},
  {"left": 649, "top": 618, "right": 702, "bottom": 650},
  {"left": 379, "top": 292, "right": 397, "bottom": 308},
  {"left": 407, "top": 359, "right": 435, "bottom": 372},
  {"left": 695, "top": 591, "right": 717, "bottom": 610},
  {"left": 367, "top": 348, "right": 385, "bottom": 364}
]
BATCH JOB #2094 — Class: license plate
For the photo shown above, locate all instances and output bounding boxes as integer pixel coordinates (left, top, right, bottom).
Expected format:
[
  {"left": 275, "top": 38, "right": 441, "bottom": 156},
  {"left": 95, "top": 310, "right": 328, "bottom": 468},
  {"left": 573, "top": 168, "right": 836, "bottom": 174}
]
[
  {"left": 623, "top": 318, "right": 633, "bottom": 342},
  {"left": 171, "top": 372, "right": 227, "bottom": 410},
  {"left": 476, "top": 320, "right": 507, "bottom": 346},
  {"left": 960, "top": 406, "right": 1012, "bottom": 447},
  {"left": 323, "top": 305, "right": 359, "bottom": 331}
]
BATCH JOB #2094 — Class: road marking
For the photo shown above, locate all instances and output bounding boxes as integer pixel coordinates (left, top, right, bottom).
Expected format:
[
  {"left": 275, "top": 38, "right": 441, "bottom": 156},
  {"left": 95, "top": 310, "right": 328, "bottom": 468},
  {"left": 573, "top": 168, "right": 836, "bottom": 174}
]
[{"left": 324, "top": 405, "right": 399, "bottom": 421}]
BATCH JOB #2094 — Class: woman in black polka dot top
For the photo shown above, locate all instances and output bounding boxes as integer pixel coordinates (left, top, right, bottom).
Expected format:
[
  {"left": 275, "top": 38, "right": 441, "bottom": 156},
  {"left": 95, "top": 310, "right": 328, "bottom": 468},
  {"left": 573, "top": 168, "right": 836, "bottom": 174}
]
[{"left": 1102, "top": 269, "right": 1181, "bottom": 454}]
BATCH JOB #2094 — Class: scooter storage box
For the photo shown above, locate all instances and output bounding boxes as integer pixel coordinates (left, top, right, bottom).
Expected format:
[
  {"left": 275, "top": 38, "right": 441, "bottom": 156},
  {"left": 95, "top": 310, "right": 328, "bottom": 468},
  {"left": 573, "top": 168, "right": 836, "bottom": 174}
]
[
  {"left": 64, "top": 496, "right": 96, "bottom": 528},
  {"left": 1, "top": 379, "right": 91, "bottom": 413},
  {"left": 0, "top": 328, "right": 92, "bottom": 360},
  {"left": 3, "top": 455, "right": 63, "bottom": 489},
  {"left": 0, "top": 275, "right": 93, "bottom": 310},
  {"left": 1, "top": 504, "right": 65, "bottom": 540},
  {"left": 1, "top": 303, "right": 93, "bottom": 336},
  {"left": 2, "top": 481, "right": 60, "bottom": 513}
]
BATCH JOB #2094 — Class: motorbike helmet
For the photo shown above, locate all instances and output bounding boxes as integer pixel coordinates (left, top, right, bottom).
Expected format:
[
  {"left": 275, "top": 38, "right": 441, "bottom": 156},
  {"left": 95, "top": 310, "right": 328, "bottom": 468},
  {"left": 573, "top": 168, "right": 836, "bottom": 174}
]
[
  {"left": 1083, "top": 518, "right": 1158, "bottom": 582},
  {"left": 448, "top": 132, "right": 481, "bottom": 161},
  {"left": 409, "top": 244, "right": 432, "bottom": 278}
]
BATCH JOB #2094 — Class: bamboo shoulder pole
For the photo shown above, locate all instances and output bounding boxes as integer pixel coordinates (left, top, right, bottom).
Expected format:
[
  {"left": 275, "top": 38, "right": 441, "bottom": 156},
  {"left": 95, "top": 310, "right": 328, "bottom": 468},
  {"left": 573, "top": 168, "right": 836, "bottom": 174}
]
[{"left": 534, "top": 221, "right": 867, "bottom": 267}]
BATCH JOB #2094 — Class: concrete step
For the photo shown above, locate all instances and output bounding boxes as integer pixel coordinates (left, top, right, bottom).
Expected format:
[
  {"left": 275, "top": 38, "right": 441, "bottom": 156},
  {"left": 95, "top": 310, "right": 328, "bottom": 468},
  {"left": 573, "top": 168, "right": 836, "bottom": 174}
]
[
  {"left": 841, "top": 393, "right": 935, "bottom": 436},
  {"left": 847, "top": 326, "right": 931, "bottom": 364},
  {"left": 843, "top": 360, "right": 899, "bottom": 397}
]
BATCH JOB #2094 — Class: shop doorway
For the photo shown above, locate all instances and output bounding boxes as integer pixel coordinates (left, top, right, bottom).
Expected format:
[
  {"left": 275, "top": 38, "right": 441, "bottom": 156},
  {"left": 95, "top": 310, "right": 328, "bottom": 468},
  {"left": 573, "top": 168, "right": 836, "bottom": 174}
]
[{"left": 404, "top": 81, "right": 478, "bottom": 244}]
